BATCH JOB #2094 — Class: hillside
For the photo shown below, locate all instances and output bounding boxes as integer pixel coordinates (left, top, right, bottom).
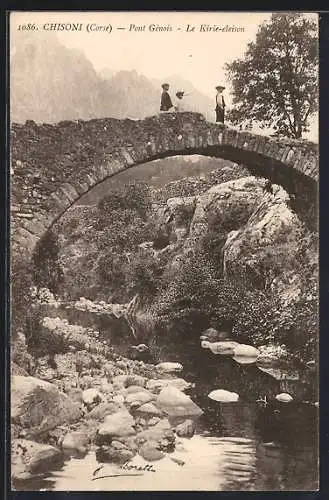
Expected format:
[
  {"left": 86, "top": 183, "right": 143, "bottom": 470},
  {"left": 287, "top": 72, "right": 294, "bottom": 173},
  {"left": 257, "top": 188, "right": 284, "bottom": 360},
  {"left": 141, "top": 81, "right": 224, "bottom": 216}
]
[
  {"left": 30, "top": 156, "right": 317, "bottom": 366},
  {"left": 11, "top": 33, "right": 214, "bottom": 124}
]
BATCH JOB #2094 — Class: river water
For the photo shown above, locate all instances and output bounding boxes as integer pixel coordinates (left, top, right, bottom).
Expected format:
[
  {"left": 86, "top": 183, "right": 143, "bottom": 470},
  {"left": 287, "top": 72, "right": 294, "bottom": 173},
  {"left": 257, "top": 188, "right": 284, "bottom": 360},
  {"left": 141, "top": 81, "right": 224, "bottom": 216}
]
[{"left": 13, "top": 307, "right": 318, "bottom": 491}]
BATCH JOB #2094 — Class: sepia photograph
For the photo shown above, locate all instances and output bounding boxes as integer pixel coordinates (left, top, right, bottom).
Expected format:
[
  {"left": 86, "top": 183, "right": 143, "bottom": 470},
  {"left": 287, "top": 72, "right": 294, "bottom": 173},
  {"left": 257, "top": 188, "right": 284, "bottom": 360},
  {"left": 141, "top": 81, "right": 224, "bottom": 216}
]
[{"left": 9, "top": 11, "right": 319, "bottom": 491}]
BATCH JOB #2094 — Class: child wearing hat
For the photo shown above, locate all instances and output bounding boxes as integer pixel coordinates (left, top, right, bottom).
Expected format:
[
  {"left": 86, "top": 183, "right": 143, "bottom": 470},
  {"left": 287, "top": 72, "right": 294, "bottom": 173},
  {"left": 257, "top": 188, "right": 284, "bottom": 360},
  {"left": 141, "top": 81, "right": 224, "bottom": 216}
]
[
  {"left": 215, "top": 85, "right": 226, "bottom": 123},
  {"left": 160, "top": 83, "right": 174, "bottom": 112},
  {"left": 174, "top": 90, "right": 191, "bottom": 112}
]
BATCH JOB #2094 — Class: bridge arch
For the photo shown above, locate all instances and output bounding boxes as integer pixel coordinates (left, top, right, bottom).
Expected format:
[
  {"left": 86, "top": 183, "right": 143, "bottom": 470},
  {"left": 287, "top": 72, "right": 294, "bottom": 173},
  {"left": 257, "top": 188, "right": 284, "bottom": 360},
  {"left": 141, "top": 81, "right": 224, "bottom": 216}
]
[{"left": 11, "top": 112, "right": 318, "bottom": 259}]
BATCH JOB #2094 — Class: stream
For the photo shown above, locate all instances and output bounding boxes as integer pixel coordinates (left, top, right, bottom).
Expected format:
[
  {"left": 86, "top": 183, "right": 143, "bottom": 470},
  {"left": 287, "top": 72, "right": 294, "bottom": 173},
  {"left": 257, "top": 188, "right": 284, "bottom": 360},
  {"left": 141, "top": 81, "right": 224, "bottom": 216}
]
[{"left": 13, "top": 306, "right": 318, "bottom": 491}]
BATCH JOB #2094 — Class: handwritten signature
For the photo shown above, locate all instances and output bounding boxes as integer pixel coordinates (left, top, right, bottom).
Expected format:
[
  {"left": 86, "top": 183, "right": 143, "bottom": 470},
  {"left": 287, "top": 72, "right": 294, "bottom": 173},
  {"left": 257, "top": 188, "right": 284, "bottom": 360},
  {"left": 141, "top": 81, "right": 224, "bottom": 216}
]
[{"left": 92, "top": 461, "right": 156, "bottom": 481}]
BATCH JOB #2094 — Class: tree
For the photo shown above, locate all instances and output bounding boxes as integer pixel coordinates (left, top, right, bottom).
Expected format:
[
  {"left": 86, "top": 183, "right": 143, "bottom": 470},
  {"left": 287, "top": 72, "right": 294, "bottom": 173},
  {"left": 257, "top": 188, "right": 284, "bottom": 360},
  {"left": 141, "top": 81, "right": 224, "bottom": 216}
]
[
  {"left": 225, "top": 13, "right": 318, "bottom": 138},
  {"left": 32, "top": 229, "right": 64, "bottom": 295}
]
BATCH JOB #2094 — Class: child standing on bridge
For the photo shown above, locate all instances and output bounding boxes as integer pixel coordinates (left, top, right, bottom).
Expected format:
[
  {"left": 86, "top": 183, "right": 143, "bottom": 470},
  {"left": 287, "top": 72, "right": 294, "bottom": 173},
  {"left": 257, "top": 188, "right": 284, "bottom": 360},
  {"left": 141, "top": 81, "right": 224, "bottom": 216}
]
[{"left": 174, "top": 90, "right": 191, "bottom": 112}]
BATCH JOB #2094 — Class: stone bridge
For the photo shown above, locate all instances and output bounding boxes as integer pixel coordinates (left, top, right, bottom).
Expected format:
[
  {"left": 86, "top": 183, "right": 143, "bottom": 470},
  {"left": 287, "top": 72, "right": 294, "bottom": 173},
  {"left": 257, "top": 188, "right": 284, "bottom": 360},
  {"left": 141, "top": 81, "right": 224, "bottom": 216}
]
[{"left": 11, "top": 112, "right": 318, "bottom": 259}]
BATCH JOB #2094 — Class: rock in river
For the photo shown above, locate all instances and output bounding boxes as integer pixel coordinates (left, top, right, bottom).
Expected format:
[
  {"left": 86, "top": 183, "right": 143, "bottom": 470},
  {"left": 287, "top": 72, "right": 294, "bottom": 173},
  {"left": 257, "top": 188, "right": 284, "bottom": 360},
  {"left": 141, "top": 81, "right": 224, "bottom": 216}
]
[
  {"left": 156, "top": 362, "right": 183, "bottom": 373},
  {"left": 12, "top": 439, "right": 64, "bottom": 480},
  {"left": 146, "top": 378, "right": 193, "bottom": 394},
  {"left": 275, "top": 393, "right": 293, "bottom": 403},
  {"left": 156, "top": 386, "right": 203, "bottom": 418},
  {"left": 61, "top": 431, "right": 90, "bottom": 455},
  {"left": 139, "top": 441, "right": 165, "bottom": 461},
  {"left": 233, "top": 344, "right": 260, "bottom": 364},
  {"left": 208, "top": 341, "right": 239, "bottom": 356},
  {"left": 96, "top": 445, "right": 135, "bottom": 464},
  {"left": 175, "top": 419, "right": 195, "bottom": 438},
  {"left": 11, "top": 376, "right": 83, "bottom": 437},
  {"left": 208, "top": 389, "right": 239, "bottom": 403}
]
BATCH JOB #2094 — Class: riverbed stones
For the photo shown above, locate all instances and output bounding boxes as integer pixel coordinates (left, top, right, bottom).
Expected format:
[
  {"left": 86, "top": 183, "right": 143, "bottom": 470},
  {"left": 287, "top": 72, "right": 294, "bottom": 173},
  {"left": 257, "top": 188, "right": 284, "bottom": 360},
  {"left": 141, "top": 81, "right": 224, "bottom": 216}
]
[
  {"left": 12, "top": 439, "right": 64, "bottom": 480},
  {"left": 97, "top": 410, "right": 136, "bottom": 440},
  {"left": 156, "top": 362, "right": 183, "bottom": 373},
  {"left": 135, "top": 402, "right": 163, "bottom": 417},
  {"left": 175, "top": 419, "right": 195, "bottom": 438},
  {"left": 11, "top": 376, "right": 83, "bottom": 437},
  {"left": 208, "top": 389, "right": 239, "bottom": 403},
  {"left": 135, "top": 425, "right": 175, "bottom": 453},
  {"left": 112, "top": 374, "right": 130, "bottom": 390},
  {"left": 85, "top": 401, "right": 123, "bottom": 421},
  {"left": 124, "top": 385, "right": 150, "bottom": 395},
  {"left": 82, "top": 388, "right": 103, "bottom": 407},
  {"left": 96, "top": 445, "right": 135, "bottom": 464},
  {"left": 138, "top": 441, "right": 165, "bottom": 461},
  {"left": 61, "top": 431, "right": 90, "bottom": 455},
  {"left": 146, "top": 378, "right": 193, "bottom": 394},
  {"left": 125, "top": 390, "right": 155, "bottom": 406},
  {"left": 124, "top": 374, "right": 147, "bottom": 388},
  {"left": 156, "top": 386, "right": 203, "bottom": 418}
]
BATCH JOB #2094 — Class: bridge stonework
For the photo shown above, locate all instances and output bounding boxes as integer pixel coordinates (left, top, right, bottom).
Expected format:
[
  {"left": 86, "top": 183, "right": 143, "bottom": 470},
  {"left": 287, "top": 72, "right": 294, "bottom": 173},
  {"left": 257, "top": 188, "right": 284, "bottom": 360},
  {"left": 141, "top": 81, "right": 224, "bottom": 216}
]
[{"left": 10, "top": 112, "right": 318, "bottom": 259}]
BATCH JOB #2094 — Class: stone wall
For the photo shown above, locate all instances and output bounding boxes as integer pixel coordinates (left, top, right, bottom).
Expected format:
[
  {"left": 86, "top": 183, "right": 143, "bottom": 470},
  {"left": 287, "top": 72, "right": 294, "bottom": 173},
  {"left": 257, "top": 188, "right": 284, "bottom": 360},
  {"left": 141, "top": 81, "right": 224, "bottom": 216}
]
[{"left": 10, "top": 112, "right": 318, "bottom": 259}]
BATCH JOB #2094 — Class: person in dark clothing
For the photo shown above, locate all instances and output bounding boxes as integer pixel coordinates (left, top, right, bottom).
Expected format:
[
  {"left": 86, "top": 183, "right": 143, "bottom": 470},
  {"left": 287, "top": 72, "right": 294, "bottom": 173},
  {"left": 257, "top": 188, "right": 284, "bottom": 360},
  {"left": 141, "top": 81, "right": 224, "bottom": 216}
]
[
  {"left": 215, "top": 85, "right": 226, "bottom": 123},
  {"left": 160, "top": 83, "right": 174, "bottom": 112}
]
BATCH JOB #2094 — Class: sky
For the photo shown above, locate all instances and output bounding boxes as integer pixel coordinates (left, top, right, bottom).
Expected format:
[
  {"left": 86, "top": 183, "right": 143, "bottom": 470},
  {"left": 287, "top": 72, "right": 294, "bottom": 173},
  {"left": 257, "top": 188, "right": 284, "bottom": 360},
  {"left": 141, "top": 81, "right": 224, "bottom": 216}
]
[{"left": 10, "top": 11, "right": 318, "bottom": 139}]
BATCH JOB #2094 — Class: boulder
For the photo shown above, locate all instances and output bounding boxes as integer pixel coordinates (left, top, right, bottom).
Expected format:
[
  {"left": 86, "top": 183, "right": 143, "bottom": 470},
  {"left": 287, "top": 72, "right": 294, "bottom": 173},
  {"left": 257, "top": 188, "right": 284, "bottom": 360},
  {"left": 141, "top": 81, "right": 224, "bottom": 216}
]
[
  {"left": 156, "top": 362, "right": 183, "bottom": 373},
  {"left": 61, "top": 431, "right": 90, "bottom": 455},
  {"left": 125, "top": 390, "right": 155, "bottom": 405},
  {"left": 208, "top": 341, "right": 240, "bottom": 356},
  {"left": 11, "top": 376, "right": 83, "bottom": 437},
  {"left": 233, "top": 344, "right": 260, "bottom": 364},
  {"left": 135, "top": 426, "right": 175, "bottom": 453},
  {"left": 135, "top": 403, "right": 163, "bottom": 417},
  {"left": 97, "top": 410, "right": 136, "bottom": 440},
  {"left": 125, "top": 374, "right": 147, "bottom": 388},
  {"left": 208, "top": 389, "right": 239, "bottom": 403},
  {"left": 156, "top": 386, "right": 203, "bottom": 418},
  {"left": 12, "top": 439, "right": 64, "bottom": 480},
  {"left": 85, "top": 401, "right": 123, "bottom": 421},
  {"left": 96, "top": 445, "right": 135, "bottom": 464},
  {"left": 146, "top": 378, "right": 193, "bottom": 394},
  {"left": 82, "top": 388, "right": 102, "bottom": 406},
  {"left": 138, "top": 441, "right": 165, "bottom": 461},
  {"left": 175, "top": 419, "right": 195, "bottom": 438}
]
